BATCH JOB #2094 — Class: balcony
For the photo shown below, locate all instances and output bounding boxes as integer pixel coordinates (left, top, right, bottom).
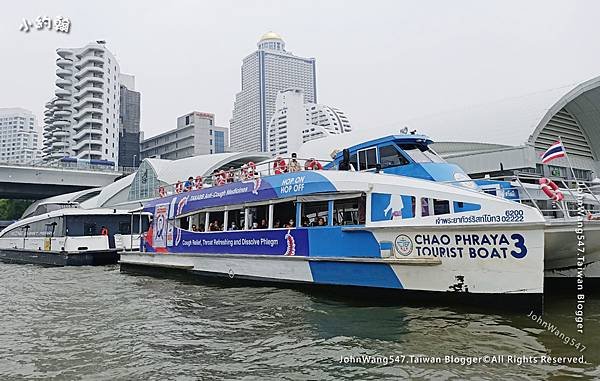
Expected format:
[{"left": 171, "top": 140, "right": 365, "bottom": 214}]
[
  {"left": 74, "top": 87, "right": 104, "bottom": 99},
  {"left": 75, "top": 66, "right": 104, "bottom": 79},
  {"left": 56, "top": 48, "right": 73, "bottom": 58},
  {"left": 52, "top": 141, "right": 70, "bottom": 149},
  {"left": 74, "top": 143, "right": 103, "bottom": 155},
  {"left": 73, "top": 127, "right": 103, "bottom": 140},
  {"left": 56, "top": 78, "right": 72, "bottom": 87},
  {"left": 54, "top": 130, "right": 70, "bottom": 138},
  {"left": 52, "top": 119, "right": 70, "bottom": 128},
  {"left": 73, "top": 96, "right": 103, "bottom": 110},
  {"left": 54, "top": 99, "right": 71, "bottom": 106},
  {"left": 56, "top": 68, "right": 72, "bottom": 77},
  {"left": 55, "top": 88, "right": 71, "bottom": 97},
  {"left": 74, "top": 117, "right": 103, "bottom": 131},
  {"left": 74, "top": 76, "right": 104, "bottom": 90},
  {"left": 54, "top": 109, "right": 71, "bottom": 118},
  {"left": 73, "top": 108, "right": 103, "bottom": 121},
  {"left": 75, "top": 55, "right": 104, "bottom": 69},
  {"left": 56, "top": 57, "right": 73, "bottom": 68}
]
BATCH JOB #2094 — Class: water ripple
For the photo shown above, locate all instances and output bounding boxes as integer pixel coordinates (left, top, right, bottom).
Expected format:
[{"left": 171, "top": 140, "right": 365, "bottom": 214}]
[{"left": 0, "top": 263, "right": 597, "bottom": 380}]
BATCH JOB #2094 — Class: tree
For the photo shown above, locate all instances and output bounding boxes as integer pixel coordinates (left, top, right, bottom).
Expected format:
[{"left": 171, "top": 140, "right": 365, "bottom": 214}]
[{"left": 0, "top": 199, "right": 34, "bottom": 220}]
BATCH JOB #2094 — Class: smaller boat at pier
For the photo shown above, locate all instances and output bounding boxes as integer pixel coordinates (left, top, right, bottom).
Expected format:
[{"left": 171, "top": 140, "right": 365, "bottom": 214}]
[{"left": 0, "top": 204, "right": 148, "bottom": 266}]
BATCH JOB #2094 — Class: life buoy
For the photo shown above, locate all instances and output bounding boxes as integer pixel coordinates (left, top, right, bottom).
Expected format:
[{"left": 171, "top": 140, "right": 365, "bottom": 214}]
[
  {"left": 273, "top": 158, "right": 287, "bottom": 174},
  {"left": 158, "top": 186, "right": 166, "bottom": 198},
  {"left": 194, "top": 176, "right": 203, "bottom": 190},
  {"left": 588, "top": 213, "right": 600, "bottom": 221},
  {"left": 539, "top": 178, "right": 564, "bottom": 201},
  {"left": 306, "top": 159, "right": 323, "bottom": 170},
  {"left": 175, "top": 181, "right": 184, "bottom": 194},
  {"left": 100, "top": 227, "right": 109, "bottom": 236}
]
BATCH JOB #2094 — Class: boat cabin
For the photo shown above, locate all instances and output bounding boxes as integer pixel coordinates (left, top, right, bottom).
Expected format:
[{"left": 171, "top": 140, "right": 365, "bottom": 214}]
[{"left": 326, "top": 134, "right": 473, "bottom": 184}]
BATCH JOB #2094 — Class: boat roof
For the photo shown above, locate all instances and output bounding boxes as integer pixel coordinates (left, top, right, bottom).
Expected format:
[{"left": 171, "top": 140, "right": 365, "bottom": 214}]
[{"left": 332, "top": 134, "right": 433, "bottom": 159}]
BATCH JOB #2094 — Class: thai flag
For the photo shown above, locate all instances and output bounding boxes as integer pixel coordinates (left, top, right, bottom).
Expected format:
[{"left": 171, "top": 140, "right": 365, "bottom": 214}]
[{"left": 541, "top": 141, "right": 566, "bottom": 163}]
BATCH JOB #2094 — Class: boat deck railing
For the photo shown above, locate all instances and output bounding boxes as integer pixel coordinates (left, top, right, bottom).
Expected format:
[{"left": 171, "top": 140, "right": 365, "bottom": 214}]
[
  {"left": 155, "top": 156, "right": 333, "bottom": 198},
  {"left": 441, "top": 173, "right": 600, "bottom": 220}
]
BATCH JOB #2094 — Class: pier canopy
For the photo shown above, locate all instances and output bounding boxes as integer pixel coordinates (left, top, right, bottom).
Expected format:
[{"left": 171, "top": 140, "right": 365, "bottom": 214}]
[
  {"left": 301, "top": 75, "right": 600, "bottom": 159},
  {"left": 129, "top": 152, "right": 270, "bottom": 199},
  {"left": 299, "top": 75, "right": 600, "bottom": 178}
]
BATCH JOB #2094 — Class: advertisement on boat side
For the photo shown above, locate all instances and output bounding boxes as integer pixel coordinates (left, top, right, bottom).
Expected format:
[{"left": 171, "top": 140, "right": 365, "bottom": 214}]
[{"left": 146, "top": 227, "right": 309, "bottom": 257}]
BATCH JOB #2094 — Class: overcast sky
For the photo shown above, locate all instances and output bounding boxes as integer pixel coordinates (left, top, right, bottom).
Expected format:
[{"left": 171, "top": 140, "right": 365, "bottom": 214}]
[{"left": 1, "top": 0, "right": 599, "bottom": 141}]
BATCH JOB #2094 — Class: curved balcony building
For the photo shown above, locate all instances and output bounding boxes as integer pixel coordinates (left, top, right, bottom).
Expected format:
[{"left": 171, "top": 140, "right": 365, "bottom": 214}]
[{"left": 42, "top": 41, "right": 121, "bottom": 165}]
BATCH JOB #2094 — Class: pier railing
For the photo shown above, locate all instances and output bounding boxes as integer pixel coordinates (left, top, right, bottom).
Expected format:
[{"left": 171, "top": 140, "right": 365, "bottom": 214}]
[{"left": 154, "top": 156, "right": 333, "bottom": 198}]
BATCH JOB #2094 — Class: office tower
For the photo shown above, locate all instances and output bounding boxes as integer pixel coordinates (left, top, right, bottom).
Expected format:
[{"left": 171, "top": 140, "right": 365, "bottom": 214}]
[
  {"left": 230, "top": 32, "right": 317, "bottom": 152},
  {"left": 268, "top": 88, "right": 352, "bottom": 156}
]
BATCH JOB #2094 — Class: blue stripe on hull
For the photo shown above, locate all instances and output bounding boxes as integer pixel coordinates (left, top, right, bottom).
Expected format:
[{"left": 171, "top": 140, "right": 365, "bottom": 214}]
[
  {"left": 307, "top": 227, "right": 380, "bottom": 258},
  {"left": 309, "top": 262, "right": 403, "bottom": 289}
]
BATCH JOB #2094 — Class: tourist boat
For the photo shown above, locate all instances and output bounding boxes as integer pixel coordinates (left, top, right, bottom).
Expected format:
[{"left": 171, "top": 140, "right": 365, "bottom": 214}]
[
  {"left": 318, "top": 134, "right": 600, "bottom": 282},
  {"left": 0, "top": 206, "right": 148, "bottom": 266},
  {"left": 120, "top": 145, "right": 548, "bottom": 309}
]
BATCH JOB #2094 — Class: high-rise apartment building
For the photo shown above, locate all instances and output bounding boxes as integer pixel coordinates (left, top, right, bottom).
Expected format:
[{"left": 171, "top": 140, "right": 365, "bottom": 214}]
[
  {"left": 267, "top": 88, "right": 352, "bottom": 156},
  {"left": 0, "top": 108, "right": 41, "bottom": 164},
  {"left": 118, "top": 73, "right": 141, "bottom": 167},
  {"left": 230, "top": 32, "right": 317, "bottom": 152},
  {"left": 140, "top": 112, "right": 228, "bottom": 160},
  {"left": 42, "top": 41, "right": 121, "bottom": 165}
]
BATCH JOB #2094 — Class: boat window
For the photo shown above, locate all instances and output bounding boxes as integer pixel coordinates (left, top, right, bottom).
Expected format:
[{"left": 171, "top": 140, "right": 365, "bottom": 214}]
[
  {"left": 349, "top": 153, "right": 358, "bottom": 171},
  {"left": 273, "top": 201, "right": 296, "bottom": 228},
  {"left": 379, "top": 145, "right": 410, "bottom": 168},
  {"left": 333, "top": 197, "right": 361, "bottom": 225},
  {"left": 1, "top": 226, "right": 23, "bottom": 238},
  {"left": 247, "top": 205, "right": 268, "bottom": 229},
  {"left": 192, "top": 212, "right": 207, "bottom": 232},
  {"left": 227, "top": 209, "right": 243, "bottom": 231},
  {"left": 433, "top": 199, "right": 450, "bottom": 215},
  {"left": 358, "top": 147, "right": 377, "bottom": 171},
  {"left": 421, "top": 198, "right": 431, "bottom": 217},
  {"left": 207, "top": 211, "right": 224, "bottom": 231},
  {"left": 453, "top": 201, "right": 481, "bottom": 213},
  {"left": 301, "top": 201, "right": 329, "bottom": 227},
  {"left": 179, "top": 217, "right": 190, "bottom": 231},
  {"left": 83, "top": 223, "right": 97, "bottom": 236},
  {"left": 119, "top": 222, "right": 131, "bottom": 235},
  {"left": 398, "top": 144, "right": 445, "bottom": 163}
]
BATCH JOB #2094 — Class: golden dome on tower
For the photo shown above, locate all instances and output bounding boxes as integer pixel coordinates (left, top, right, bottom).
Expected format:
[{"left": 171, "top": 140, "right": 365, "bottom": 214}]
[{"left": 259, "top": 31, "right": 283, "bottom": 41}]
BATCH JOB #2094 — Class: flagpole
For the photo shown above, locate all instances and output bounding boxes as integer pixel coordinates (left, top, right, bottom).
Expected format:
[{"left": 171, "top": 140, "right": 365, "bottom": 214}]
[{"left": 558, "top": 136, "right": 579, "bottom": 187}]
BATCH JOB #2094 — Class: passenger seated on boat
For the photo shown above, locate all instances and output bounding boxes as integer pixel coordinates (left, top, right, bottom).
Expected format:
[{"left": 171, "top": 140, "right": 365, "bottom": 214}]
[
  {"left": 304, "top": 158, "right": 323, "bottom": 171},
  {"left": 259, "top": 219, "right": 268, "bottom": 229},
  {"left": 199, "top": 223, "right": 205, "bottom": 232},
  {"left": 273, "top": 157, "right": 287, "bottom": 174},
  {"left": 285, "top": 218, "right": 295, "bottom": 228},
  {"left": 191, "top": 224, "right": 198, "bottom": 232},
  {"left": 301, "top": 217, "right": 310, "bottom": 227},
  {"left": 251, "top": 222, "right": 259, "bottom": 229},
  {"left": 317, "top": 217, "right": 326, "bottom": 226},
  {"left": 229, "top": 221, "right": 239, "bottom": 230},
  {"left": 227, "top": 167, "right": 236, "bottom": 183},
  {"left": 288, "top": 153, "right": 301, "bottom": 172},
  {"left": 273, "top": 219, "right": 281, "bottom": 228}
]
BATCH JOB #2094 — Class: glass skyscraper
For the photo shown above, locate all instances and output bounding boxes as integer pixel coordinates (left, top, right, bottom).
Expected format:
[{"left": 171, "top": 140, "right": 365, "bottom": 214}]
[{"left": 230, "top": 32, "right": 317, "bottom": 152}]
